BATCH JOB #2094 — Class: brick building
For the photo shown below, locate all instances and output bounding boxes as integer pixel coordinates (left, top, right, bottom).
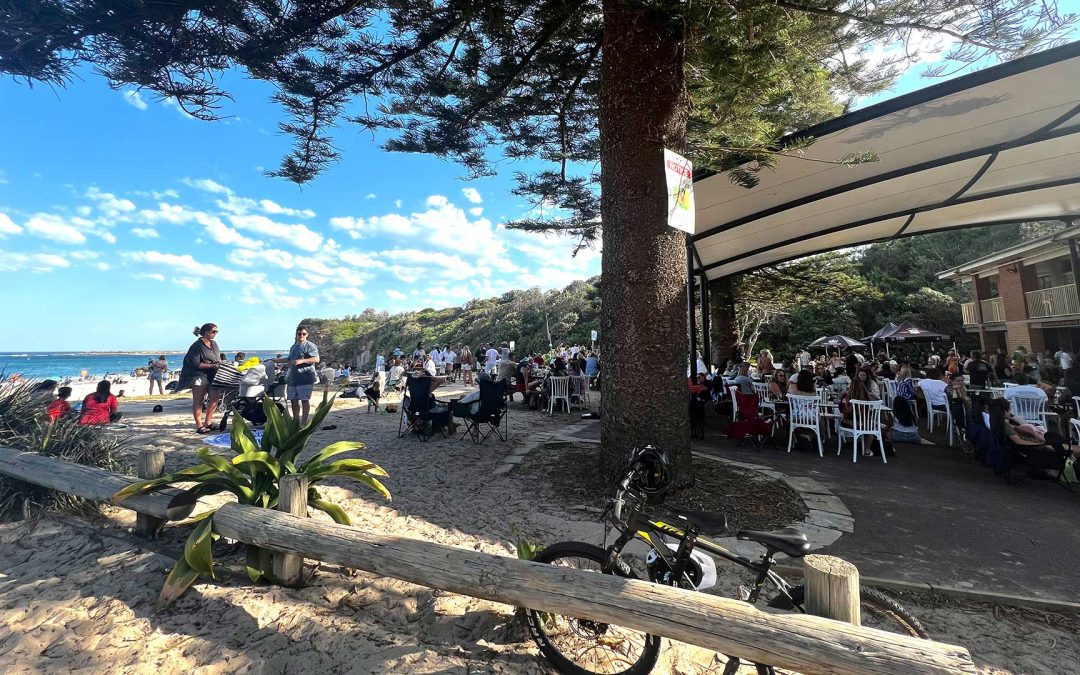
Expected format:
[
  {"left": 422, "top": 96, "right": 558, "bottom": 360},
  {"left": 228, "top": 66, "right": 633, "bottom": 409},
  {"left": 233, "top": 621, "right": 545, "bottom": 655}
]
[{"left": 938, "top": 226, "right": 1080, "bottom": 355}]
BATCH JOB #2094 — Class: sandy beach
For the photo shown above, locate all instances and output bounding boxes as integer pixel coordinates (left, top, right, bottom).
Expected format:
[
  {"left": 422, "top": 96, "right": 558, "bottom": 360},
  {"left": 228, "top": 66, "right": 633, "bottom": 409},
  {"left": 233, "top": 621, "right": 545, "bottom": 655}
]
[{"left": 1, "top": 388, "right": 1078, "bottom": 674}]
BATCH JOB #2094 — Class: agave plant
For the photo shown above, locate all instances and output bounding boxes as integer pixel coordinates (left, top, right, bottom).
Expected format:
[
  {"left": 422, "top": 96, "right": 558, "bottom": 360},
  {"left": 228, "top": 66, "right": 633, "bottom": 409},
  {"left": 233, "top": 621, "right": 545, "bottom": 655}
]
[{"left": 114, "top": 396, "right": 390, "bottom": 609}]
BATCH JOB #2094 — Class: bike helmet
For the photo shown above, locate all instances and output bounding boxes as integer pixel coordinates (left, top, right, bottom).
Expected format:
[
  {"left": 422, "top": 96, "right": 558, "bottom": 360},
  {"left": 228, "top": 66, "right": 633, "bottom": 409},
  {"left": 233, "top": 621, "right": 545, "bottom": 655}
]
[{"left": 628, "top": 445, "right": 671, "bottom": 504}]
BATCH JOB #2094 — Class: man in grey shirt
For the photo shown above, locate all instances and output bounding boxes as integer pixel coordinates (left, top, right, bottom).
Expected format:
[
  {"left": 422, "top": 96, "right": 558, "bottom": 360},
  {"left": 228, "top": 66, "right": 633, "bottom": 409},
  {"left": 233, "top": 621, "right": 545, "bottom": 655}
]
[{"left": 273, "top": 326, "right": 320, "bottom": 426}]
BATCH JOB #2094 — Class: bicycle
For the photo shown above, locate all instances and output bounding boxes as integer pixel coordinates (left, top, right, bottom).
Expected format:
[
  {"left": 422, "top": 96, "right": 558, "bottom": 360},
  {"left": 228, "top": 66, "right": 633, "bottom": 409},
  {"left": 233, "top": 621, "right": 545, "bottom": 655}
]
[{"left": 525, "top": 448, "right": 926, "bottom": 675}]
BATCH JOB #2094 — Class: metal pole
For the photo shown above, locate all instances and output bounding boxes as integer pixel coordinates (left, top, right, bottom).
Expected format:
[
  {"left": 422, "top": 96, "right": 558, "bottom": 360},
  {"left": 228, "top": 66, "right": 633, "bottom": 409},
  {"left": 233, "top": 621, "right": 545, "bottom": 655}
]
[
  {"left": 700, "top": 273, "right": 711, "bottom": 374},
  {"left": 687, "top": 237, "right": 698, "bottom": 377}
]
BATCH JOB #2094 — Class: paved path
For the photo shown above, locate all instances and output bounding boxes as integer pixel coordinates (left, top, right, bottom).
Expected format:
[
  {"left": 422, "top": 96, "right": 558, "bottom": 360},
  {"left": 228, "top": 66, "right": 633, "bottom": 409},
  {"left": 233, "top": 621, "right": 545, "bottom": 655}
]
[{"left": 566, "top": 419, "right": 1080, "bottom": 602}]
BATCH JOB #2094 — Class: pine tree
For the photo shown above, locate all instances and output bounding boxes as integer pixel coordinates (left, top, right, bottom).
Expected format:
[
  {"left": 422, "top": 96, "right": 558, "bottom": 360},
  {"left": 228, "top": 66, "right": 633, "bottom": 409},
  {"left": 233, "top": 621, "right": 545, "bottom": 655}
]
[{"left": 3, "top": 0, "right": 1072, "bottom": 481}]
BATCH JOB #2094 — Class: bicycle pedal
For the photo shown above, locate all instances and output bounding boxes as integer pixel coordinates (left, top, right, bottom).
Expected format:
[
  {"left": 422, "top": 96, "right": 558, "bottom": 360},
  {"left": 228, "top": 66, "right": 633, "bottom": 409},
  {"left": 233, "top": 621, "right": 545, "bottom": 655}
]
[{"left": 737, "top": 585, "right": 752, "bottom": 601}]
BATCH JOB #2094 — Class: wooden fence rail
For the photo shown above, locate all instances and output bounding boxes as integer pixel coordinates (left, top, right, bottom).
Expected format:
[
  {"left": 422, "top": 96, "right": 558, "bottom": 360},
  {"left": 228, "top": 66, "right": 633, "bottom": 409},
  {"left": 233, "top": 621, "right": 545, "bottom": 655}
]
[
  {"left": 214, "top": 504, "right": 975, "bottom": 675},
  {"left": 0, "top": 446, "right": 195, "bottom": 522},
  {"left": 0, "top": 447, "right": 976, "bottom": 674}
]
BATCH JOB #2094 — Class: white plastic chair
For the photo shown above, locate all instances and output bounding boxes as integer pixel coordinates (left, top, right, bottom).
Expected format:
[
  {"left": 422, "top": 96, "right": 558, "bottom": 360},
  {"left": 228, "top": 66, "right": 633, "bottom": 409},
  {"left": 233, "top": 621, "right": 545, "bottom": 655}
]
[
  {"left": 1010, "top": 395, "right": 1047, "bottom": 428},
  {"left": 989, "top": 386, "right": 1006, "bottom": 399},
  {"left": 728, "top": 385, "right": 740, "bottom": 420},
  {"left": 787, "top": 394, "right": 824, "bottom": 457},
  {"left": 919, "top": 381, "right": 952, "bottom": 444},
  {"left": 569, "top": 375, "right": 590, "bottom": 411},
  {"left": 815, "top": 387, "right": 838, "bottom": 438},
  {"left": 882, "top": 378, "right": 897, "bottom": 408},
  {"left": 547, "top": 376, "right": 571, "bottom": 415},
  {"left": 837, "top": 399, "right": 886, "bottom": 463}
]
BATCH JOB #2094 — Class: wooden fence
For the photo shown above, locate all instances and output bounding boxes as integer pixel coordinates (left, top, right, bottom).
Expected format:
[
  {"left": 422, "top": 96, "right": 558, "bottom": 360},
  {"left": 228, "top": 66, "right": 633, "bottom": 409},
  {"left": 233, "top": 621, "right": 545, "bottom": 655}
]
[{"left": 0, "top": 446, "right": 976, "bottom": 674}]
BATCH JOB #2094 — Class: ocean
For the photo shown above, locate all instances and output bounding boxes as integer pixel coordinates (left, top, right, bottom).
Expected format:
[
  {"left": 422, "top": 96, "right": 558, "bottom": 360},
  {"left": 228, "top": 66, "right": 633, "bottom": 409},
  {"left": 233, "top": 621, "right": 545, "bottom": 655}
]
[{"left": 0, "top": 351, "right": 282, "bottom": 382}]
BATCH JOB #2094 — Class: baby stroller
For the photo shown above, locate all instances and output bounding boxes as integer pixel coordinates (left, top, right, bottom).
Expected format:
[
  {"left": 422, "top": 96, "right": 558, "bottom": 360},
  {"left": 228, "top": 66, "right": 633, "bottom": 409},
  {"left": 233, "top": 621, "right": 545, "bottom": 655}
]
[{"left": 217, "top": 360, "right": 285, "bottom": 431}]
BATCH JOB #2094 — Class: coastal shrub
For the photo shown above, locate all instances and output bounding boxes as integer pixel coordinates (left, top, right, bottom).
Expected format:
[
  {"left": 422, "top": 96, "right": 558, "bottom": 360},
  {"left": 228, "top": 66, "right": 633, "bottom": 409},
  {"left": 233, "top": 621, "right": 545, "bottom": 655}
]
[
  {"left": 114, "top": 396, "right": 390, "bottom": 610},
  {"left": 0, "top": 379, "right": 124, "bottom": 520}
]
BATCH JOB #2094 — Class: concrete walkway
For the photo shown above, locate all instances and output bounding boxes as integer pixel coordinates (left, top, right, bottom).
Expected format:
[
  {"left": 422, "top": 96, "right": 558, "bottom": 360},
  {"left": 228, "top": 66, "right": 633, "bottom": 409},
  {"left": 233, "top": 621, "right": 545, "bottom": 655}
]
[{"left": 565, "top": 419, "right": 1080, "bottom": 603}]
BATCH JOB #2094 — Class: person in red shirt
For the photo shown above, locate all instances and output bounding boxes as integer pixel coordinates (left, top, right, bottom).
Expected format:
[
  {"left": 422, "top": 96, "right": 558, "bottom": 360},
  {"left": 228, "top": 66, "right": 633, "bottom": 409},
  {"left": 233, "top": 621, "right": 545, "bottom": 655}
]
[
  {"left": 79, "top": 381, "right": 122, "bottom": 426},
  {"left": 47, "top": 386, "right": 73, "bottom": 423}
]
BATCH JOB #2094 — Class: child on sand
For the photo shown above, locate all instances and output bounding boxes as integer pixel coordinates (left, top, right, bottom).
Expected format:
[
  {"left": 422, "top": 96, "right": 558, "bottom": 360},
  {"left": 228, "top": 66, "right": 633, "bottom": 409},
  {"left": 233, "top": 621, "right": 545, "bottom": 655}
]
[{"left": 47, "top": 386, "right": 72, "bottom": 423}]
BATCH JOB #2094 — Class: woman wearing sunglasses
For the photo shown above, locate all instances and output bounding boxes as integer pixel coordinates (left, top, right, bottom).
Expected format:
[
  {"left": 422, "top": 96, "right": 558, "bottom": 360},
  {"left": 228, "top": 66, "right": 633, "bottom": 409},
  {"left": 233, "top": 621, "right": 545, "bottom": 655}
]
[{"left": 178, "top": 322, "right": 223, "bottom": 433}]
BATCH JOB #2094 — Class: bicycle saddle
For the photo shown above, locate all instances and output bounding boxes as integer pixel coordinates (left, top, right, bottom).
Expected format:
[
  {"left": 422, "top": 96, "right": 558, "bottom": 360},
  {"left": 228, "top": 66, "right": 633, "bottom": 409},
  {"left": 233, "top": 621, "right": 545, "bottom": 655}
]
[
  {"left": 736, "top": 527, "right": 810, "bottom": 557},
  {"left": 672, "top": 509, "right": 728, "bottom": 536}
]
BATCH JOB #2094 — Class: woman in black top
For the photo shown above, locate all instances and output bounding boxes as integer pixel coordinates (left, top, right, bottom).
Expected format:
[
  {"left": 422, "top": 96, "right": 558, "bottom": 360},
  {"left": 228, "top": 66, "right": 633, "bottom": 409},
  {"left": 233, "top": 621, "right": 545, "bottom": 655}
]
[{"left": 178, "top": 323, "right": 223, "bottom": 433}]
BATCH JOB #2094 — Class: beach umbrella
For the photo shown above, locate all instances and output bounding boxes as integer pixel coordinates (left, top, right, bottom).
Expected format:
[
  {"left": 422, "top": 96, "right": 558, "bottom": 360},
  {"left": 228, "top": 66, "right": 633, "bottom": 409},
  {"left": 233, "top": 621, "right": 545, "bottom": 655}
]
[
  {"left": 863, "top": 322, "right": 899, "bottom": 358},
  {"left": 808, "top": 335, "right": 867, "bottom": 351},
  {"left": 882, "top": 321, "right": 950, "bottom": 343}
]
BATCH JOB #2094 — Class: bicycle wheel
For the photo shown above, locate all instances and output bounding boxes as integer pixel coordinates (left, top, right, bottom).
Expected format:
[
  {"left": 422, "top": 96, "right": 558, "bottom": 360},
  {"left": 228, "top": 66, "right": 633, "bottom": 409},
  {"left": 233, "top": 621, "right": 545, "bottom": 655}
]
[
  {"left": 525, "top": 541, "right": 662, "bottom": 675},
  {"left": 767, "top": 585, "right": 928, "bottom": 638}
]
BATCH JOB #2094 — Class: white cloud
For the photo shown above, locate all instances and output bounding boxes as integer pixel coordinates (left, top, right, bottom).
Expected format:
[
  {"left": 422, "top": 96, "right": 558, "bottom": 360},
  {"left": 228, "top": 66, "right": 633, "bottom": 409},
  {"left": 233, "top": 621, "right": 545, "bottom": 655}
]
[
  {"left": 462, "top": 188, "right": 483, "bottom": 204},
  {"left": 469, "top": 207, "right": 484, "bottom": 217},
  {"left": 321, "top": 286, "right": 366, "bottom": 304},
  {"left": 228, "top": 214, "right": 322, "bottom": 252},
  {"left": 134, "top": 273, "right": 166, "bottom": 281},
  {"left": 125, "top": 251, "right": 264, "bottom": 285},
  {"left": 182, "top": 177, "right": 232, "bottom": 195},
  {"left": 0, "top": 251, "right": 70, "bottom": 273},
  {"left": 230, "top": 247, "right": 294, "bottom": 269},
  {"left": 259, "top": 199, "right": 315, "bottom": 219},
  {"left": 69, "top": 250, "right": 99, "bottom": 260},
  {"left": 0, "top": 213, "right": 22, "bottom": 236},
  {"left": 163, "top": 97, "right": 195, "bottom": 119},
  {"left": 24, "top": 213, "right": 87, "bottom": 244},
  {"left": 94, "top": 262, "right": 110, "bottom": 271},
  {"left": 203, "top": 215, "right": 264, "bottom": 249},
  {"left": 97, "top": 231, "right": 117, "bottom": 244},
  {"left": 175, "top": 277, "right": 203, "bottom": 290},
  {"left": 289, "top": 277, "right": 317, "bottom": 290},
  {"left": 130, "top": 227, "right": 159, "bottom": 238},
  {"left": 386, "top": 289, "right": 407, "bottom": 301},
  {"left": 394, "top": 199, "right": 403, "bottom": 209},
  {"left": 364, "top": 193, "right": 377, "bottom": 200},
  {"left": 122, "top": 90, "right": 149, "bottom": 111},
  {"left": 86, "top": 187, "right": 137, "bottom": 217}
]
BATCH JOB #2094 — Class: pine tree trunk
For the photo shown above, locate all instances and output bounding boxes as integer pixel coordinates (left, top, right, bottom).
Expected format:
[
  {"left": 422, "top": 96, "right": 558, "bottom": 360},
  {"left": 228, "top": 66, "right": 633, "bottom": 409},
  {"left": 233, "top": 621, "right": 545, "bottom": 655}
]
[{"left": 598, "top": 0, "right": 691, "bottom": 483}]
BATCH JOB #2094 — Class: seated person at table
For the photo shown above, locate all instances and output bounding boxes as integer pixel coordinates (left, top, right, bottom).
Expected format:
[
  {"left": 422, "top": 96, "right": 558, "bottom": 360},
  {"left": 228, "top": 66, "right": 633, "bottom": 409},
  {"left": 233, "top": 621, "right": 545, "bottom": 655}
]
[
  {"left": 876, "top": 360, "right": 896, "bottom": 380},
  {"left": 918, "top": 368, "right": 949, "bottom": 415},
  {"left": 768, "top": 370, "right": 789, "bottom": 401},
  {"left": 551, "top": 355, "right": 569, "bottom": 376},
  {"left": 889, "top": 395, "right": 932, "bottom": 445},
  {"left": 516, "top": 357, "right": 542, "bottom": 404},
  {"left": 1002, "top": 372, "right": 1046, "bottom": 402},
  {"left": 417, "top": 356, "right": 445, "bottom": 393},
  {"left": 830, "top": 367, "right": 851, "bottom": 394},
  {"left": 989, "top": 398, "right": 1073, "bottom": 475},
  {"left": 895, "top": 364, "right": 917, "bottom": 400},
  {"left": 732, "top": 364, "right": 754, "bottom": 394},
  {"left": 789, "top": 370, "right": 816, "bottom": 396},
  {"left": 855, "top": 367, "right": 880, "bottom": 400},
  {"left": 946, "top": 372, "right": 972, "bottom": 433},
  {"left": 496, "top": 349, "right": 517, "bottom": 384},
  {"left": 79, "top": 381, "right": 122, "bottom": 425},
  {"left": 47, "top": 386, "right": 73, "bottom": 423},
  {"left": 965, "top": 351, "right": 992, "bottom": 388}
]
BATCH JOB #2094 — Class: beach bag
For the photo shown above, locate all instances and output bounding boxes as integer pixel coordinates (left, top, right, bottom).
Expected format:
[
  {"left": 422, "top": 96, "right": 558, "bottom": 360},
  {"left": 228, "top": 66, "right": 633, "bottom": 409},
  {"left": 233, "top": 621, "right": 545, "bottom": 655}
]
[{"left": 212, "top": 363, "right": 242, "bottom": 389}]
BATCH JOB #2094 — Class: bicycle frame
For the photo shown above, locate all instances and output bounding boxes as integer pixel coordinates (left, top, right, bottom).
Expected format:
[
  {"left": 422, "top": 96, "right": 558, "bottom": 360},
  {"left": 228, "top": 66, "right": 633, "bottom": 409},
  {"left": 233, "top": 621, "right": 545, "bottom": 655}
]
[{"left": 604, "top": 483, "right": 799, "bottom": 608}]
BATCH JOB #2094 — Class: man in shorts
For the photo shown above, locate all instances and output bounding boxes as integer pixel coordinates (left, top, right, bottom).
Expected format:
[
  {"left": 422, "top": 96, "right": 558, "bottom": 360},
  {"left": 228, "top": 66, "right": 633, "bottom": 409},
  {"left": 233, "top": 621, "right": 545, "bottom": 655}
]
[{"left": 275, "top": 326, "right": 320, "bottom": 426}]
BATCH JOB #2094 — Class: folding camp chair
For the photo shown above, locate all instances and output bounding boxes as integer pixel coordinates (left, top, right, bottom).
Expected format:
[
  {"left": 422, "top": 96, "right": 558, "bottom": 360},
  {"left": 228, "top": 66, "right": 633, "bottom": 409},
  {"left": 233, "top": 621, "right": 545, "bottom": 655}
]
[
  {"left": 398, "top": 377, "right": 443, "bottom": 441},
  {"left": 454, "top": 379, "right": 508, "bottom": 445}
]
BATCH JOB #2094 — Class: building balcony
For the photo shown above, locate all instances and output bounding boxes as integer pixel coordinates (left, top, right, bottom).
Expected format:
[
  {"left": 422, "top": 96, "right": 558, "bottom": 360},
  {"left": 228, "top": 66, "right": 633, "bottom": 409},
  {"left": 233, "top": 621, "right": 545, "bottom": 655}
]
[
  {"left": 1026, "top": 284, "right": 1080, "bottom": 319},
  {"left": 961, "top": 302, "right": 978, "bottom": 326},
  {"left": 980, "top": 297, "right": 1005, "bottom": 323}
]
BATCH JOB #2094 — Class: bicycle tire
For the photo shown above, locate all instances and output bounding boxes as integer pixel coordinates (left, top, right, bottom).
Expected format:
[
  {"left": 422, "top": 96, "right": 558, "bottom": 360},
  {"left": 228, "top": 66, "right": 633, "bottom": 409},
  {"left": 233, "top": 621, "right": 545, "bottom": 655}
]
[
  {"left": 525, "top": 541, "right": 662, "bottom": 675},
  {"left": 767, "top": 585, "right": 929, "bottom": 639}
]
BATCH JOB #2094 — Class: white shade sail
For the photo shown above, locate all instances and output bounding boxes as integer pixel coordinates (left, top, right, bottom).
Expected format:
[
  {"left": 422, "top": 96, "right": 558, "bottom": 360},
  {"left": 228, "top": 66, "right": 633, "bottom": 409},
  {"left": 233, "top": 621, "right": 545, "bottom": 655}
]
[{"left": 692, "top": 41, "right": 1080, "bottom": 280}]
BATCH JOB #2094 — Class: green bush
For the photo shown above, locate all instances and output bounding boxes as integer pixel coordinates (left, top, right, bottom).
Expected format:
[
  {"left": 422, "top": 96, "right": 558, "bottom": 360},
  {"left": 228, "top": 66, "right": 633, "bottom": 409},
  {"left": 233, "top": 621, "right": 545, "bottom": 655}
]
[{"left": 114, "top": 396, "right": 390, "bottom": 609}]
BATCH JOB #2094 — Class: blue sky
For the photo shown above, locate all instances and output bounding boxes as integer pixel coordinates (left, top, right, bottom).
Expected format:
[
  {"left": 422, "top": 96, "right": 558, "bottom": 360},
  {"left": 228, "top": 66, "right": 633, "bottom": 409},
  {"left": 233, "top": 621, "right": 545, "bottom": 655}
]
[{"left": 2, "top": 17, "right": 1077, "bottom": 351}]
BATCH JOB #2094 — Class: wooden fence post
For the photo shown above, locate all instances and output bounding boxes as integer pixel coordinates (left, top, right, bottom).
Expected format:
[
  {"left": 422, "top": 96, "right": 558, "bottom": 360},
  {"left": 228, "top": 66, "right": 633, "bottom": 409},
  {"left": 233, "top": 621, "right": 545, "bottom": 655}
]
[
  {"left": 134, "top": 449, "right": 166, "bottom": 538},
  {"left": 804, "top": 554, "right": 861, "bottom": 626},
  {"left": 272, "top": 474, "right": 309, "bottom": 586}
]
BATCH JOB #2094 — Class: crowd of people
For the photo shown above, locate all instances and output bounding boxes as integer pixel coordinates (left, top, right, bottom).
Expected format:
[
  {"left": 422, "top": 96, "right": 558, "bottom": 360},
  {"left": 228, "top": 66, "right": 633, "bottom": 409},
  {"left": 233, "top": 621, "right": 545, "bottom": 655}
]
[
  {"left": 372, "top": 342, "right": 600, "bottom": 407},
  {"left": 697, "top": 343, "right": 1079, "bottom": 477}
]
